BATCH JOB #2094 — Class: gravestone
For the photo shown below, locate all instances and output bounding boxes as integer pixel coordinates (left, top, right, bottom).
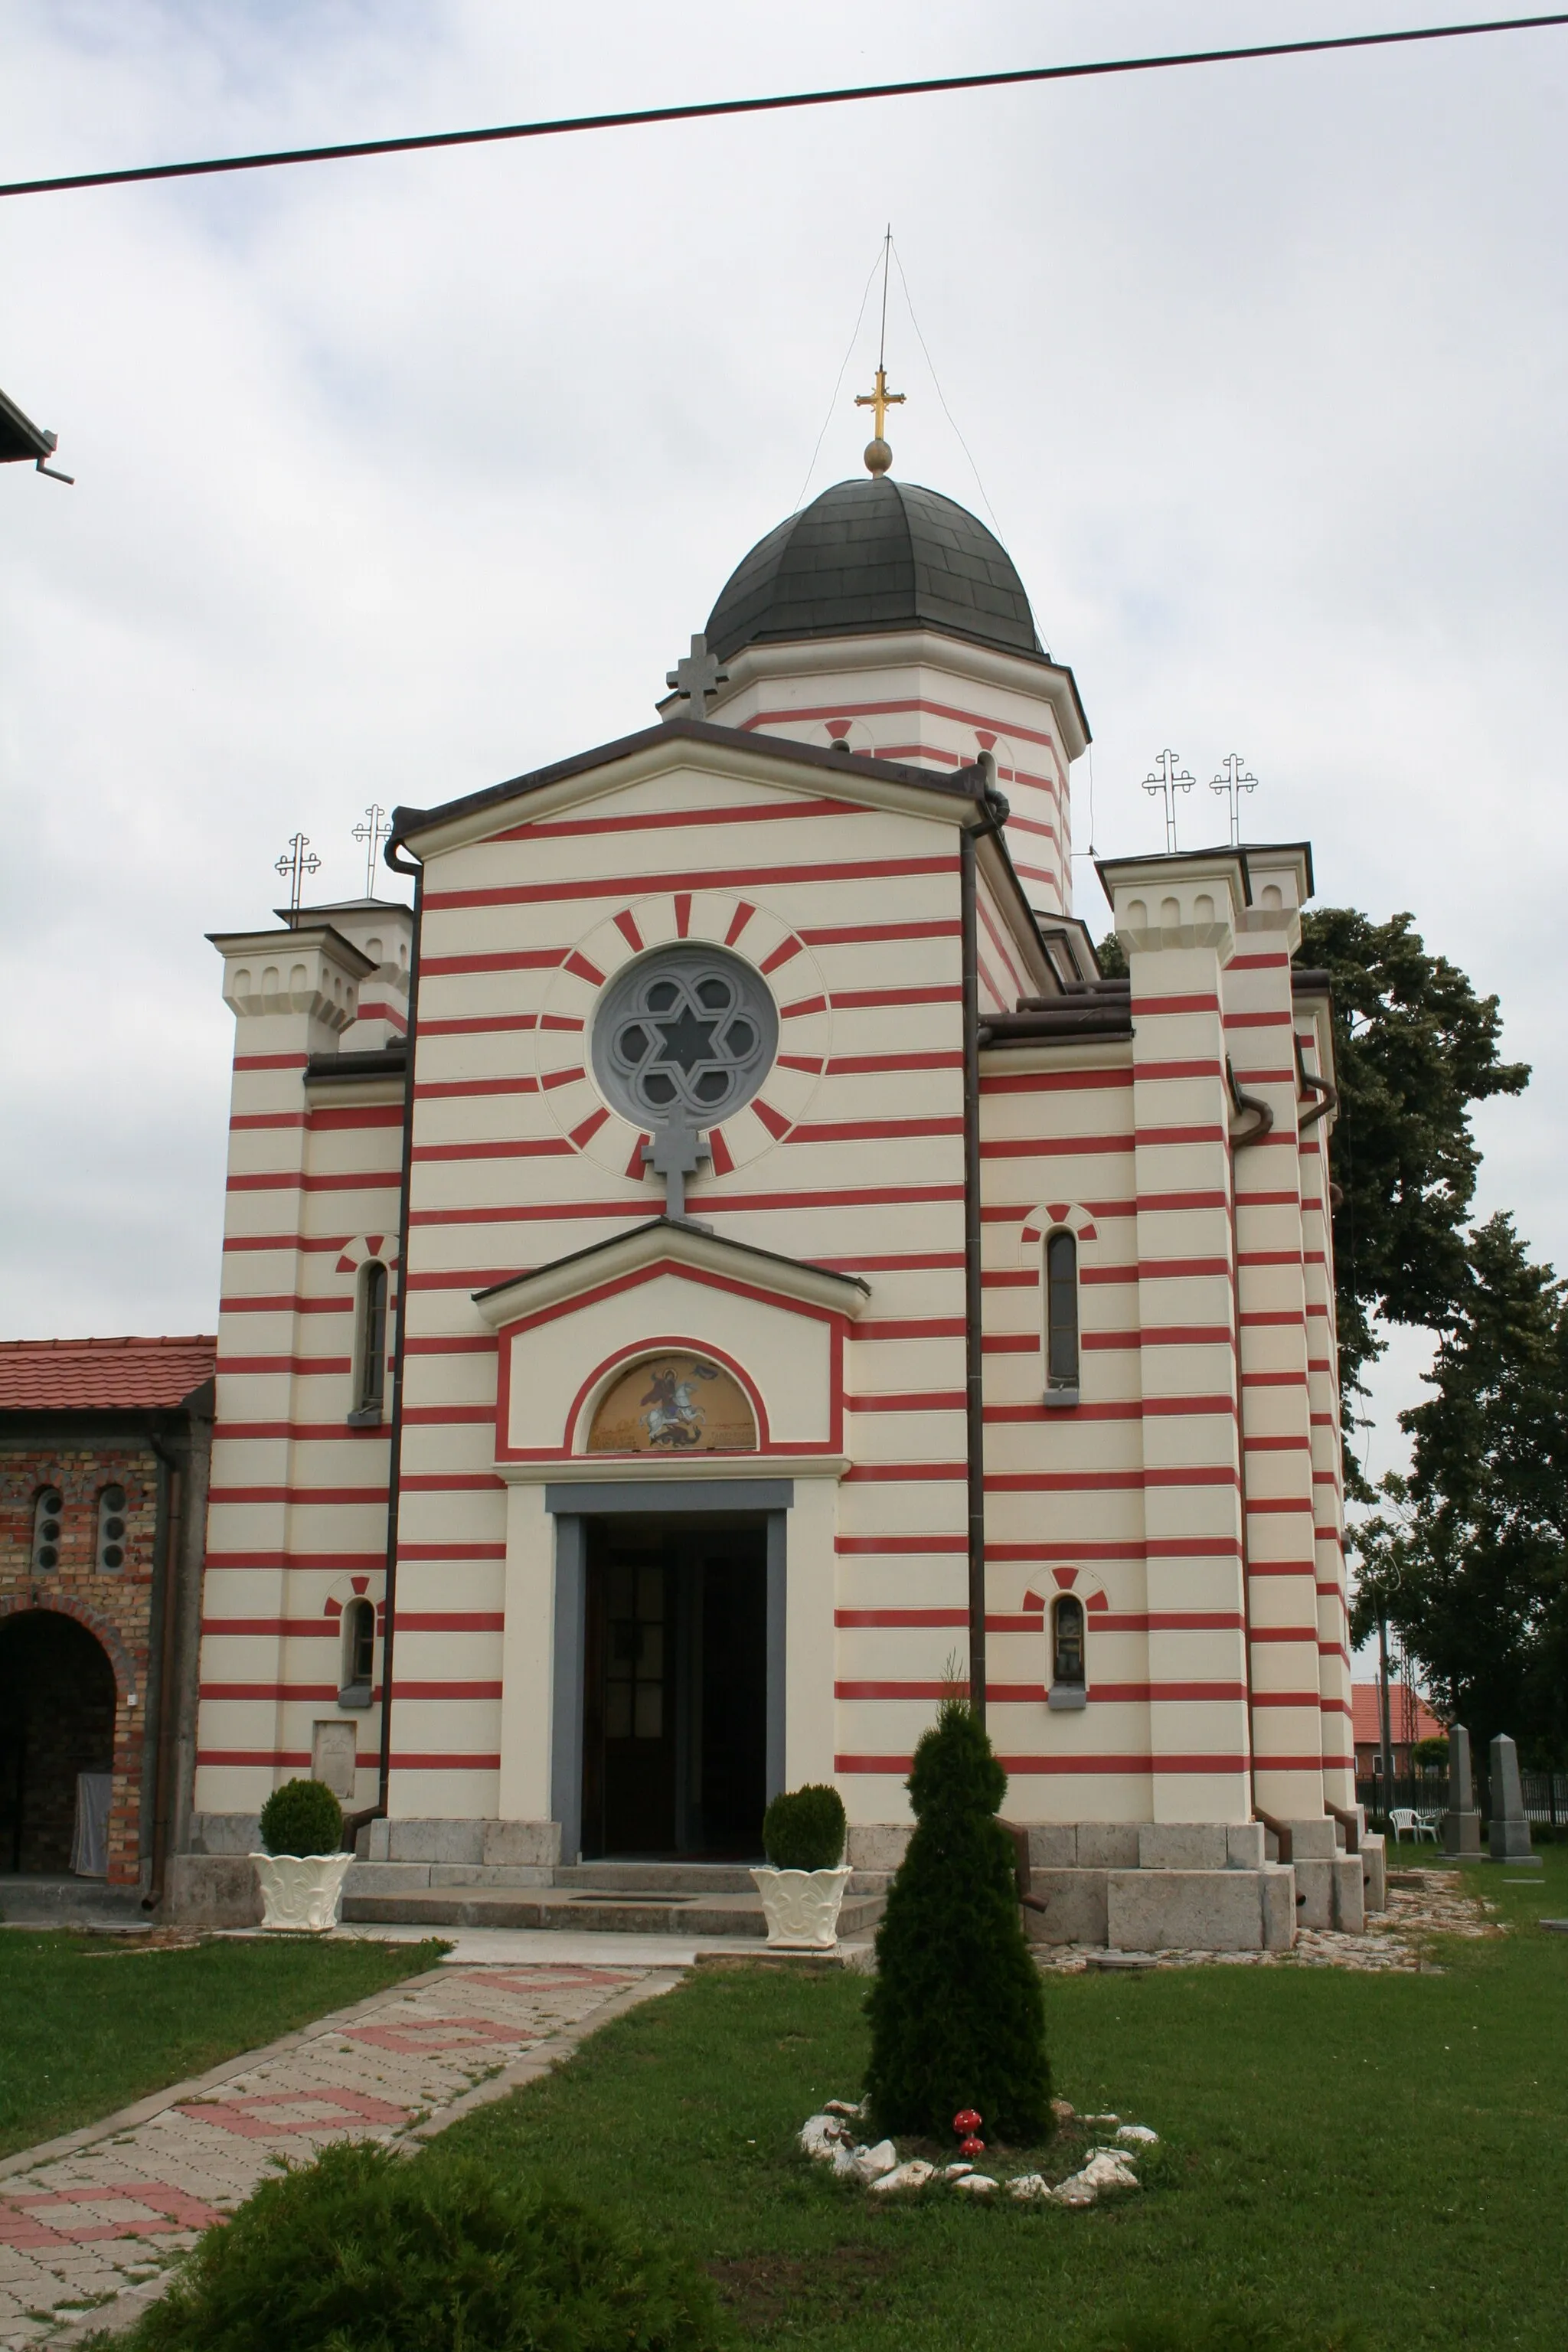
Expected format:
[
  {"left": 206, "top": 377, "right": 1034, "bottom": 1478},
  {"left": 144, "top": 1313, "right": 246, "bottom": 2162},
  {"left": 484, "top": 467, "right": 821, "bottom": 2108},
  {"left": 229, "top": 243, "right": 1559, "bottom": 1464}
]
[
  {"left": 1488, "top": 1733, "right": 1542, "bottom": 1867},
  {"left": 1442, "top": 1723, "right": 1482, "bottom": 1857}
]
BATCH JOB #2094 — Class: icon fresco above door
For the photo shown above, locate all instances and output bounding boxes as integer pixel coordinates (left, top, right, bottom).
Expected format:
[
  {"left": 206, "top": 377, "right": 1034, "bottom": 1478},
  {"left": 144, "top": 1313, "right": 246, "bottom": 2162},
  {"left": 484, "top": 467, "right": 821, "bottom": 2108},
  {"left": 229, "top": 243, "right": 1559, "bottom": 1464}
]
[{"left": 587, "top": 1354, "right": 756, "bottom": 1454}]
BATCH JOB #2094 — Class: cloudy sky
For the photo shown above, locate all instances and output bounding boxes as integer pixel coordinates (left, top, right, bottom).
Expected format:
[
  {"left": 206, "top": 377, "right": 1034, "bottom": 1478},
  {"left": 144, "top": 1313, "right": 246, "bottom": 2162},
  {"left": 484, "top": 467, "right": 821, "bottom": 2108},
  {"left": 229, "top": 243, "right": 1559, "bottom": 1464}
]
[{"left": 4, "top": 0, "right": 1566, "bottom": 1491}]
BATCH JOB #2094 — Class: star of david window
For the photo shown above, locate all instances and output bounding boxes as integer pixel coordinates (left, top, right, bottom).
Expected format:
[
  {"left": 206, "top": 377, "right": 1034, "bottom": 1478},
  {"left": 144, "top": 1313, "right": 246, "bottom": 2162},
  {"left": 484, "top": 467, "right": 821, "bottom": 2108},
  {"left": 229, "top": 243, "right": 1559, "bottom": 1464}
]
[{"left": 590, "top": 945, "right": 779, "bottom": 1126}]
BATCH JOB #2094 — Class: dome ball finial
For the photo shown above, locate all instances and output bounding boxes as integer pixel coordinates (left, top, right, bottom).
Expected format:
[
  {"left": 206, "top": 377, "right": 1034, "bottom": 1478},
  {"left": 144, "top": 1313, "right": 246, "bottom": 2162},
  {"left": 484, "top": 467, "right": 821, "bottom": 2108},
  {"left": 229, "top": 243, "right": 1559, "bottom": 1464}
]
[{"left": 864, "top": 436, "right": 893, "bottom": 477}]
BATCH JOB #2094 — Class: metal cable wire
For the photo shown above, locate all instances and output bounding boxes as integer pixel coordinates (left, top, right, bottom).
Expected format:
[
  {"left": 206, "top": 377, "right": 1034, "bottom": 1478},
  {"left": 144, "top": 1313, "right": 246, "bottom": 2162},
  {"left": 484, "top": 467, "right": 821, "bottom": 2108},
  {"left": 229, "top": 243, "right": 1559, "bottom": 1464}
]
[{"left": 3, "top": 14, "right": 1566, "bottom": 201}]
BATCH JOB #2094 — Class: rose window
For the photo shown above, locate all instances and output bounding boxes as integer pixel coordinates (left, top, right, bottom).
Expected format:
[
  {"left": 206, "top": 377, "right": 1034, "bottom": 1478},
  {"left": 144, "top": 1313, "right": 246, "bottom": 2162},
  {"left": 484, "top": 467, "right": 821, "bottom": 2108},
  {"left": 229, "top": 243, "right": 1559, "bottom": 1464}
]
[{"left": 591, "top": 946, "right": 778, "bottom": 1126}]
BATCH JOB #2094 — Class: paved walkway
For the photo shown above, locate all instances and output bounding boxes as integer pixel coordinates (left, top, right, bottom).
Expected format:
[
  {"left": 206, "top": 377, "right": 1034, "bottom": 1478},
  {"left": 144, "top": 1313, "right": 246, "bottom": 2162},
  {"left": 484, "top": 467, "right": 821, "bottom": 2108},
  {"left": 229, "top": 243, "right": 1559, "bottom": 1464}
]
[{"left": 0, "top": 1956, "right": 678, "bottom": 2347}]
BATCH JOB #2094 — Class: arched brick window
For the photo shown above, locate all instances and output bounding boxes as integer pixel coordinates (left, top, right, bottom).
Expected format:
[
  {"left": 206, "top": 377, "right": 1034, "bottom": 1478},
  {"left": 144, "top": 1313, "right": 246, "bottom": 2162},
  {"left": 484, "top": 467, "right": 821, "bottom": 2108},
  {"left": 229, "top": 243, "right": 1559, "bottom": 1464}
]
[
  {"left": 96, "top": 1486, "right": 128, "bottom": 1573},
  {"left": 31, "top": 1488, "right": 64, "bottom": 1573}
]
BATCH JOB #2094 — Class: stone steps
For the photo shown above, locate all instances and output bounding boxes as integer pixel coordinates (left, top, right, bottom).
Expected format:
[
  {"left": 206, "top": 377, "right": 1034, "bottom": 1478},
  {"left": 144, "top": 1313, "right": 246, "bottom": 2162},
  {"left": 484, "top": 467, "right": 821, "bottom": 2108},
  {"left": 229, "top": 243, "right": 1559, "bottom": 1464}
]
[{"left": 339, "top": 1864, "right": 885, "bottom": 1939}]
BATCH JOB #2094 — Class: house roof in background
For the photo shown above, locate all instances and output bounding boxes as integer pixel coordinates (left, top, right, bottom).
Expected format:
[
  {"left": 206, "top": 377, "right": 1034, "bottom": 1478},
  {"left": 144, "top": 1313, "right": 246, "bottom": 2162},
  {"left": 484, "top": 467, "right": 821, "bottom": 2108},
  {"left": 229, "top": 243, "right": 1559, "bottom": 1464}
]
[
  {"left": 0, "top": 1336, "right": 216, "bottom": 1413},
  {"left": 1351, "top": 1683, "right": 1446, "bottom": 1747}
]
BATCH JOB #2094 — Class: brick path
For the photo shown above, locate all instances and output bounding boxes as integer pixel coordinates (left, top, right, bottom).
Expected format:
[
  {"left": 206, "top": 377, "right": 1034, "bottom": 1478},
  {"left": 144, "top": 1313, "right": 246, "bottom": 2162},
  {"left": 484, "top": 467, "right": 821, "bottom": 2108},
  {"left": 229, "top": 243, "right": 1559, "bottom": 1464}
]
[{"left": 0, "top": 1959, "right": 675, "bottom": 2347}]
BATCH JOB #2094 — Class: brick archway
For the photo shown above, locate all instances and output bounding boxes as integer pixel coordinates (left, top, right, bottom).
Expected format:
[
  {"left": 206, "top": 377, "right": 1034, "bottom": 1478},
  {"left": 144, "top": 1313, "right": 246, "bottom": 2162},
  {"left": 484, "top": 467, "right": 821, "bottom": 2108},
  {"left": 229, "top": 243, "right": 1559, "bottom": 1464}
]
[
  {"left": 0, "top": 1606, "right": 123, "bottom": 1877},
  {"left": 0, "top": 1589, "right": 138, "bottom": 1703}
]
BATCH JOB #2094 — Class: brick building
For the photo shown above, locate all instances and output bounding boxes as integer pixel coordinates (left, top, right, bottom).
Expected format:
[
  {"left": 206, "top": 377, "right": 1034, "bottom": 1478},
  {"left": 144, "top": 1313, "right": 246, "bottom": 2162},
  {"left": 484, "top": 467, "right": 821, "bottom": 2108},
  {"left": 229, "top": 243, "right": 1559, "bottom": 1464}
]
[{"left": 0, "top": 1338, "right": 214, "bottom": 1898}]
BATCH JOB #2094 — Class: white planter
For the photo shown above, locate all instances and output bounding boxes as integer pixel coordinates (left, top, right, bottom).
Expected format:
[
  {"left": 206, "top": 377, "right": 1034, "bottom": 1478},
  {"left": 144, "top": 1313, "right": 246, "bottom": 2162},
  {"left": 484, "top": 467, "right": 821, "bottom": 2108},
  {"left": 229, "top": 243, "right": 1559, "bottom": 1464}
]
[
  {"left": 751, "top": 1864, "right": 853, "bottom": 1951},
  {"left": 250, "top": 1851, "right": 353, "bottom": 1932}
]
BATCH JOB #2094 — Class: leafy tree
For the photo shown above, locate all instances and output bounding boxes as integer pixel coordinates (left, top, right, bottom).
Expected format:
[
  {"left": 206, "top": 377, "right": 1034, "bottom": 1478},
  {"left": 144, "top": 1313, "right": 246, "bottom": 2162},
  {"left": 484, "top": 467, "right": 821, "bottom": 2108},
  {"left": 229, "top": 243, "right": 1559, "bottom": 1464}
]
[
  {"left": 1350, "top": 1215, "right": 1568, "bottom": 1766},
  {"left": 864, "top": 1699, "right": 1052, "bottom": 2142},
  {"left": 1100, "top": 908, "right": 1529, "bottom": 1485},
  {"left": 1297, "top": 910, "right": 1528, "bottom": 1423}
]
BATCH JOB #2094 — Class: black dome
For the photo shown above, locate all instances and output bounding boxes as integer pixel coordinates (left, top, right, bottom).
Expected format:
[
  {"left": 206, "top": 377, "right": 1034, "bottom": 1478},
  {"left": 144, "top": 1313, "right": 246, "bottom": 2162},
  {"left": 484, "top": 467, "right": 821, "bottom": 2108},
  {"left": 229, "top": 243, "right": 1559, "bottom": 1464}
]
[{"left": 705, "top": 476, "right": 1045, "bottom": 667}]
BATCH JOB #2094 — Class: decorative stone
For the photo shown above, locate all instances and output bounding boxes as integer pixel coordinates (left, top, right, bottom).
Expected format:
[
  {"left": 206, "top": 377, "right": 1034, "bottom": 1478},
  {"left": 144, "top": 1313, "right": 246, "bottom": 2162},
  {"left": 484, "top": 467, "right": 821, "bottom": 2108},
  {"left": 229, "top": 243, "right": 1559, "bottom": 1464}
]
[
  {"left": 870, "top": 2160, "right": 936, "bottom": 2194},
  {"left": 250, "top": 1852, "right": 351, "bottom": 1932},
  {"left": 1054, "top": 2178, "right": 1098, "bottom": 2208},
  {"left": 939, "top": 2162, "right": 973, "bottom": 2180},
  {"left": 1050, "top": 2098, "right": 1076, "bottom": 2122},
  {"left": 847, "top": 2139, "right": 898, "bottom": 2183},
  {"left": 1115, "top": 2125, "right": 1158, "bottom": 2146},
  {"left": 800, "top": 2113, "right": 851, "bottom": 2161},
  {"left": 1080, "top": 2149, "right": 1141, "bottom": 2190},
  {"left": 824, "top": 2098, "right": 867, "bottom": 2118},
  {"left": 952, "top": 2173, "right": 998, "bottom": 2195},
  {"left": 1007, "top": 2173, "right": 1051, "bottom": 2201},
  {"left": 751, "top": 1865, "right": 854, "bottom": 1950}
]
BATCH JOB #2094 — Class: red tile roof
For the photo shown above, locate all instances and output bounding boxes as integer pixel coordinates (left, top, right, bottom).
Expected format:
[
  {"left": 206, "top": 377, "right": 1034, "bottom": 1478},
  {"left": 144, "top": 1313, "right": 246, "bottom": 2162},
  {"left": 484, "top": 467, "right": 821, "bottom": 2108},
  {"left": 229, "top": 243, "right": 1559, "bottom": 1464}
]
[
  {"left": 0, "top": 1336, "right": 216, "bottom": 1413},
  {"left": 1351, "top": 1682, "right": 1445, "bottom": 1748}
]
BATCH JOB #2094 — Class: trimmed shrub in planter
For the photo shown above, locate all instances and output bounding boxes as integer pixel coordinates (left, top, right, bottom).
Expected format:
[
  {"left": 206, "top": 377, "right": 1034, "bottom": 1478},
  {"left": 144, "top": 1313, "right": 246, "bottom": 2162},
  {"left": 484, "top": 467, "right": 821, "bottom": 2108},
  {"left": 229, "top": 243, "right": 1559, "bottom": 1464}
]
[
  {"left": 753, "top": 1783, "right": 851, "bottom": 1949},
  {"left": 253, "top": 1779, "right": 350, "bottom": 1932},
  {"left": 864, "top": 1697, "right": 1052, "bottom": 2141},
  {"left": 762, "top": 1783, "right": 846, "bottom": 1870},
  {"left": 102, "top": 2139, "right": 721, "bottom": 2352},
  {"left": 259, "top": 1778, "right": 344, "bottom": 1857}
]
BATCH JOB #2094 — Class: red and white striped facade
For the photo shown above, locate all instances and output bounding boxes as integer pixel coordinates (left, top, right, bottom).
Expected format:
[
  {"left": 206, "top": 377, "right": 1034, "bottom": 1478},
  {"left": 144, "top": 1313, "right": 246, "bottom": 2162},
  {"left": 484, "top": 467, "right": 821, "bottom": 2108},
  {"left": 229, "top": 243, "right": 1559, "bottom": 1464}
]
[{"left": 192, "top": 621, "right": 1350, "bottom": 1860}]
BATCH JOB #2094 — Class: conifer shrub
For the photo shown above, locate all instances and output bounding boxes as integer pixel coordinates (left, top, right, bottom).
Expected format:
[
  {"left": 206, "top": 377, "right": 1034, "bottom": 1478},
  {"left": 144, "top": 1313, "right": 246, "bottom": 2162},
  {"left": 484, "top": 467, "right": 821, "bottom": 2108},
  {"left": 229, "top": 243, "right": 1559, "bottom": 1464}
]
[
  {"left": 761, "top": 1782, "right": 847, "bottom": 1870},
  {"left": 257, "top": 1777, "right": 344, "bottom": 1857},
  {"left": 864, "top": 1697, "right": 1051, "bottom": 2141},
  {"left": 105, "top": 2140, "right": 720, "bottom": 2352}
]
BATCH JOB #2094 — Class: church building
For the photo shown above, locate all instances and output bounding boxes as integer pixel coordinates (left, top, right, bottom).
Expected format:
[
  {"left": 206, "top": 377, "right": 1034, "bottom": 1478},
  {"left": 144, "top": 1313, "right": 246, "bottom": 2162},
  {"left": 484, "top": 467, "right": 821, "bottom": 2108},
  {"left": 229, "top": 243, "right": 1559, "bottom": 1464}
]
[{"left": 178, "top": 407, "right": 1374, "bottom": 1949}]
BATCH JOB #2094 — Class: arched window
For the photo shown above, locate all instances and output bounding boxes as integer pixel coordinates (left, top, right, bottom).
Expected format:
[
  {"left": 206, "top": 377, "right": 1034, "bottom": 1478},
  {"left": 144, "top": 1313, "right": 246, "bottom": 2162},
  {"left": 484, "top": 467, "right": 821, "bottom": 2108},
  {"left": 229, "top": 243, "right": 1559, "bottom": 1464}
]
[
  {"left": 96, "top": 1487, "right": 128, "bottom": 1572},
  {"left": 340, "top": 1598, "right": 375, "bottom": 1707},
  {"left": 350, "top": 1262, "right": 389, "bottom": 1423},
  {"left": 31, "top": 1488, "right": 64, "bottom": 1573},
  {"left": 1049, "top": 1594, "right": 1087, "bottom": 1710},
  {"left": 1045, "top": 1229, "right": 1080, "bottom": 1394}
]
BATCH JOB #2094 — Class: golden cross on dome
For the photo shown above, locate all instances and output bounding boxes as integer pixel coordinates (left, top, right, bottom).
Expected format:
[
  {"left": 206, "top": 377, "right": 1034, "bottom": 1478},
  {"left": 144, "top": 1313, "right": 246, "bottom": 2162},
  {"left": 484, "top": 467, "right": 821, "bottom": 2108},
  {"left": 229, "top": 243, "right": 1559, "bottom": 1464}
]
[{"left": 855, "top": 365, "right": 905, "bottom": 443}]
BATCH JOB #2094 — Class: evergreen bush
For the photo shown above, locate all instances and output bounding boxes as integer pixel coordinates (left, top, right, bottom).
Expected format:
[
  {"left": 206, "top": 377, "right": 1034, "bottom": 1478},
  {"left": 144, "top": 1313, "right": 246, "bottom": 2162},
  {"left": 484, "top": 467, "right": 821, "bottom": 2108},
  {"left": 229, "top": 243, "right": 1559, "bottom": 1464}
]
[
  {"left": 257, "top": 1778, "right": 344, "bottom": 1857},
  {"left": 761, "top": 1782, "right": 847, "bottom": 1870},
  {"left": 104, "top": 2140, "right": 720, "bottom": 2352},
  {"left": 864, "top": 1697, "right": 1051, "bottom": 2142}
]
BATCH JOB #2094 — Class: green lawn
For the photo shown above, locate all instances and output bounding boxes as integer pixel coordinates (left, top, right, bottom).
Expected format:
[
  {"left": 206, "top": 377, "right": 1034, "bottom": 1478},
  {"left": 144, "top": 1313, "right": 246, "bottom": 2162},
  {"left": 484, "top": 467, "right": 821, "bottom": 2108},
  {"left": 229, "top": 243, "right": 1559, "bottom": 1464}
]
[
  {"left": 421, "top": 1851, "right": 1568, "bottom": 2351},
  {"left": 0, "top": 1932, "right": 446, "bottom": 2160}
]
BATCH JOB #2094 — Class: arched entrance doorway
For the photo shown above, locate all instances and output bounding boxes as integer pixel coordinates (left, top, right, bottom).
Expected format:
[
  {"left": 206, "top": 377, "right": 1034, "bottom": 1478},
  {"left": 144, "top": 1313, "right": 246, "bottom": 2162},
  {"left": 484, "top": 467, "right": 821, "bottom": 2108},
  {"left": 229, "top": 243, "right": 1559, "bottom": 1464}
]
[{"left": 0, "top": 1611, "right": 117, "bottom": 1875}]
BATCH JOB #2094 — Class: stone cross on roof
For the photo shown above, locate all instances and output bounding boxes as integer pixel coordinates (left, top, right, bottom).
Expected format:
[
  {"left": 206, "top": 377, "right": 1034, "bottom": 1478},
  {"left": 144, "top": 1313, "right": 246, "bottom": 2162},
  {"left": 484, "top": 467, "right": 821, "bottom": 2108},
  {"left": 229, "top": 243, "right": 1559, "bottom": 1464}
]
[
  {"left": 641, "top": 1121, "right": 711, "bottom": 1225},
  {"left": 665, "top": 634, "right": 728, "bottom": 723}
]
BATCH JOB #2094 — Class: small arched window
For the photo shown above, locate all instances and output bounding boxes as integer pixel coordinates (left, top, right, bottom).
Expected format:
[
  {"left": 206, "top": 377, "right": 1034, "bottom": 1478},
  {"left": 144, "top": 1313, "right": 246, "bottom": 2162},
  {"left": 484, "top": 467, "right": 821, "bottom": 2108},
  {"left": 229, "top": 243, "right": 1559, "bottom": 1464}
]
[
  {"left": 96, "top": 1486, "right": 128, "bottom": 1572},
  {"left": 1045, "top": 1229, "right": 1080, "bottom": 1394},
  {"left": 1049, "top": 1594, "right": 1087, "bottom": 1710},
  {"left": 350, "top": 1262, "right": 389, "bottom": 1423},
  {"left": 32, "top": 1488, "right": 64, "bottom": 1572},
  {"left": 340, "top": 1598, "right": 376, "bottom": 1706}
]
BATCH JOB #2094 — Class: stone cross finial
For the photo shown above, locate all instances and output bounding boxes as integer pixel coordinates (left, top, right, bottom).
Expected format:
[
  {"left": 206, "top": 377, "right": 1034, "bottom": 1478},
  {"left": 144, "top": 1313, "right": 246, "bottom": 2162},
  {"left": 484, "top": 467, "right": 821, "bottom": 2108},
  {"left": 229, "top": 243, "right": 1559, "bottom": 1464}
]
[
  {"left": 1488, "top": 1732, "right": 1542, "bottom": 1866},
  {"left": 665, "top": 634, "right": 728, "bottom": 724},
  {"left": 641, "top": 1120, "right": 711, "bottom": 1224}
]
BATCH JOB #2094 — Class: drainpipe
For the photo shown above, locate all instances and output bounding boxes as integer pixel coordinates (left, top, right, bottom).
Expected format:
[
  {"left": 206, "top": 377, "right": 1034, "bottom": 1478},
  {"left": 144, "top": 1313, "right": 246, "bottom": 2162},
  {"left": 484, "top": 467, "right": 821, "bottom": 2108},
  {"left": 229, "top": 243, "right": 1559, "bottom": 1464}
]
[
  {"left": 142, "top": 1423, "right": 181, "bottom": 1909},
  {"left": 959, "top": 756, "right": 1006, "bottom": 1730},
  {"left": 1227, "top": 1059, "right": 1273, "bottom": 1823},
  {"left": 353, "top": 836, "right": 424, "bottom": 1851}
]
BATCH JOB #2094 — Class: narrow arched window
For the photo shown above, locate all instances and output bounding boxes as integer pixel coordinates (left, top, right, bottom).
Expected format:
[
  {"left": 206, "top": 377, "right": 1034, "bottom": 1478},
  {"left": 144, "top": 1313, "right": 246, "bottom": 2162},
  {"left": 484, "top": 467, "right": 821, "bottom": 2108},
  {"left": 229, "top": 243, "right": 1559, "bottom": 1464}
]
[
  {"left": 1047, "top": 1592, "right": 1087, "bottom": 1711},
  {"left": 1045, "top": 1229, "right": 1080, "bottom": 1393},
  {"left": 341, "top": 1598, "right": 375, "bottom": 1705},
  {"left": 351, "top": 1262, "right": 389, "bottom": 1422},
  {"left": 1052, "top": 1596, "right": 1085, "bottom": 1686},
  {"left": 96, "top": 1486, "right": 128, "bottom": 1572},
  {"left": 31, "top": 1488, "right": 64, "bottom": 1572}
]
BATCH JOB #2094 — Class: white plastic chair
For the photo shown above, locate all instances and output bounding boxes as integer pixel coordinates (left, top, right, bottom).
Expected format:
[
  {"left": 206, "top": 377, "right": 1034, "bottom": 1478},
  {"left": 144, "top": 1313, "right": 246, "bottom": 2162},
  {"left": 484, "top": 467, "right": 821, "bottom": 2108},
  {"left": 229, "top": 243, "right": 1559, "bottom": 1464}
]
[{"left": 1388, "top": 1806, "right": 1438, "bottom": 1844}]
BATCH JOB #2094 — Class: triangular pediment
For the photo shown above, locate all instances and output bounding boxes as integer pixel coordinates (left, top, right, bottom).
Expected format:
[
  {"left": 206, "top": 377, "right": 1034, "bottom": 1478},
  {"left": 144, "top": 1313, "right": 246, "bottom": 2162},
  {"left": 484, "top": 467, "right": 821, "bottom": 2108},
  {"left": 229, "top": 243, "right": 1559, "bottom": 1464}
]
[{"left": 473, "top": 1217, "right": 869, "bottom": 1332}]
